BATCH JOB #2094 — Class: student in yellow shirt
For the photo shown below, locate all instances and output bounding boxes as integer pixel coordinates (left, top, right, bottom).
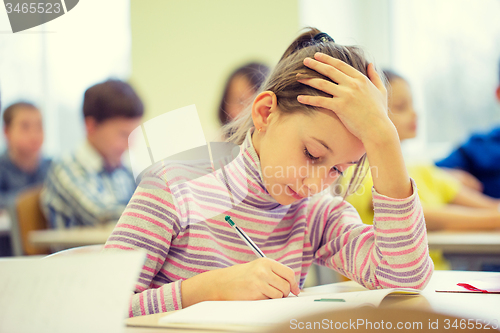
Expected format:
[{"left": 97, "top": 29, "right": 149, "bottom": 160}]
[
  {"left": 344, "top": 71, "right": 500, "bottom": 231},
  {"left": 343, "top": 70, "right": 500, "bottom": 269}
]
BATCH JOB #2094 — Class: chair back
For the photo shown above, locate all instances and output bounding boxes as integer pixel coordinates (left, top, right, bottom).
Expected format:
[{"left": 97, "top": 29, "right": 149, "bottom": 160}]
[{"left": 14, "top": 186, "right": 50, "bottom": 255}]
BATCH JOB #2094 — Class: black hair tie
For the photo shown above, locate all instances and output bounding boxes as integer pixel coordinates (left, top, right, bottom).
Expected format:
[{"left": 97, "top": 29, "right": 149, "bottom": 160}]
[{"left": 313, "top": 32, "right": 335, "bottom": 43}]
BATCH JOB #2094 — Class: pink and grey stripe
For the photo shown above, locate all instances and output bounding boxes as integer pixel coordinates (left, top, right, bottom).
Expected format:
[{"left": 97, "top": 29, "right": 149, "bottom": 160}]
[{"left": 104, "top": 130, "right": 434, "bottom": 317}]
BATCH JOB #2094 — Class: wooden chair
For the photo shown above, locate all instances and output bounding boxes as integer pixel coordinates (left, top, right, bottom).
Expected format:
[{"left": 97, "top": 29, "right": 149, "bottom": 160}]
[
  {"left": 9, "top": 186, "right": 50, "bottom": 256},
  {"left": 44, "top": 244, "right": 104, "bottom": 258}
]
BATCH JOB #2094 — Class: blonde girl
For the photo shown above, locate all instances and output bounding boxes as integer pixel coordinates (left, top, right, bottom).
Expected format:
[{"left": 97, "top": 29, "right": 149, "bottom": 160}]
[{"left": 104, "top": 28, "right": 433, "bottom": 317}]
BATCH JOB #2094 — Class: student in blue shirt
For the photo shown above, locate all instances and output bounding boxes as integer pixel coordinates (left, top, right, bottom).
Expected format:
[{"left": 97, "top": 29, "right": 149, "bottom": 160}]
[
  {"left": 41, "top": 79, "right": 144, "bottom": 229},
  {"left": 436, "top": 59, "right": 500, "bottom": 198},
  {"left": 0, "top": 102, "right": 51, "bottom": 209},
  {"left": 0, "top": 101, "right": 51, "bottom": 256}
]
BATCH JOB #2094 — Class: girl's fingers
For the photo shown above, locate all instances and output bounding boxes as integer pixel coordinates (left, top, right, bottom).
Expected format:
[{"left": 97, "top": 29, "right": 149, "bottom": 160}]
[
  {"left": 314, "top": 52, "right": 364, "bottom": 79},
  {"left": 267, "top": 273, "right": 291, "bottom": 298},
  {"left": 297, "top": 77, "right": 342, "bottom": 97},
  {"left": 270, "top": 262, "right": 300, "bottom": 295},
  {"left": 303, "top": 57, "right": 349, "bottom": 85},
  {"left": 262, "top": 283, "right": 286, "bottom": 299},
  {"left": 367, "top": 63, "right": 386, "bottom": 93},
  {"left": 297, "top": 95, "right": 339, "bottom": 112}
]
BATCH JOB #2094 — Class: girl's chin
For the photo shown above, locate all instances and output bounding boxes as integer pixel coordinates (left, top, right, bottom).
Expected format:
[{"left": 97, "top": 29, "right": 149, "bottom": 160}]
[{"left": 273, "top": 187, "right": 305, "bottom": 205}]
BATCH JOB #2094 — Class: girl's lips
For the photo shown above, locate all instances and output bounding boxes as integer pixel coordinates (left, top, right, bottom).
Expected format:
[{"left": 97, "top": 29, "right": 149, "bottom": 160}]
[{"left": 287, "top": 186, "right": 304, "bottom": 200}]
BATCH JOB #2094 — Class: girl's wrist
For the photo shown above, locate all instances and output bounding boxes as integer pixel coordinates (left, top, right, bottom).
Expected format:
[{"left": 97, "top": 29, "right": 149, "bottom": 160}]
[
  {"left": 361, "top": 121, "right": 399, "bottom": 148},
  {"left": 181, "top": 269, "right": 220, "bottom": 307}
]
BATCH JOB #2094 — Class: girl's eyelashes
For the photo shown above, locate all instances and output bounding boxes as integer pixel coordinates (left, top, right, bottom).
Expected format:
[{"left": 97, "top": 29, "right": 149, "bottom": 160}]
[
  {"left": 304, "top": 147, "right": 319, "bottom": 161},
  {"left": 304, "top": 146, "right": 344, "bottom": 176},
  {"left": 331, "top": 166, "right": 344, "bottom": 177}
]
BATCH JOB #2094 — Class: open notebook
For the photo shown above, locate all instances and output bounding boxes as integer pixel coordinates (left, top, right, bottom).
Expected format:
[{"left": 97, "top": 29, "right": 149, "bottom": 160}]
[{"left": 157, "top": 288, "right": 419, "bottom": 329}]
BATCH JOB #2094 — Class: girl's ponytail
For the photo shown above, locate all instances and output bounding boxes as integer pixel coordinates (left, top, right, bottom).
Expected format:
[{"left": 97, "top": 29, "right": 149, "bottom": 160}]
[{"left": 278, "top": 27, "right": 322, "bottom": 62}]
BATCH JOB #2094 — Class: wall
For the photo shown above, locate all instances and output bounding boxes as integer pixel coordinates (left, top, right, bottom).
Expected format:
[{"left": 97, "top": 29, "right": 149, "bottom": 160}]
[
  {"left": 299, "top": 0, "right": 393, "bottom": 68},
  {"left": 130, "top": 0, "right": 300, "bottom": 141}
]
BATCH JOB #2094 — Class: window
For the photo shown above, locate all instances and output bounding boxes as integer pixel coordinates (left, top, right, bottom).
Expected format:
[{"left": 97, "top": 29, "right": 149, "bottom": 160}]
[
  {"left": 0, "top": 0, "right": 131, "bottom": 156},
  {"left": 299, "top": 0, "right": 500, "bottom": 161}
]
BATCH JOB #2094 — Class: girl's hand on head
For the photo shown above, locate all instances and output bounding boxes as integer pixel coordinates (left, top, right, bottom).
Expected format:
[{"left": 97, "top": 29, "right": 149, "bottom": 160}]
[
  {"left": 297, "top": 52, "right": 395, "bottom": 144},
  {"left": 207, "top": 257, "right": 300, "bottom": 301}
]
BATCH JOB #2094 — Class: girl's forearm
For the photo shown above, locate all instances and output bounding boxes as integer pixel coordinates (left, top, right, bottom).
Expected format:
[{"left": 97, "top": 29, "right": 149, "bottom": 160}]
[
  {"left": 364, "top": 125, "right": 412, "bottom": 199},
  {"left": 181, "top": 270, "right": 218, "bottom": 308}
]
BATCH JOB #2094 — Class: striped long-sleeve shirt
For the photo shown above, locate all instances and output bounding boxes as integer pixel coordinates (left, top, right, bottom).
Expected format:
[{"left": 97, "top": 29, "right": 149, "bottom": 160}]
[
  {"left": 104, "top": 130, "right": 434, "bottom": 317},
  {"left": 40, "top": 141, "right": 137, "bottom": 229}
]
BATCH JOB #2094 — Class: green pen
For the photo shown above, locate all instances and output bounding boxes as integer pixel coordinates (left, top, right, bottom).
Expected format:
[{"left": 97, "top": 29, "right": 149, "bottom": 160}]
[
  {"left": 314, "top": 298, "right": 346, "bottom": 302},
  {"left": 225, "top": 215, "right": 266, "bottom": 258}
]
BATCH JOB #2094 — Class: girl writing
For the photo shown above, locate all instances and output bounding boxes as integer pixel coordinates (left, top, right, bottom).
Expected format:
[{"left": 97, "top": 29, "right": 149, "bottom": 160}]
[{"left": 104, "top": 28, "right": 433, "bottom": 317}]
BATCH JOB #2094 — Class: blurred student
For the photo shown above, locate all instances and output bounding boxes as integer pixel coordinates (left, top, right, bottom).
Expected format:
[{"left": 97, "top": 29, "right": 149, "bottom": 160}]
[
  {"left": 345, "top": 70, "right": 500, "bottom": 233},
  {"left": 0, "top": 102, "right": 50, "bottom": 256},
  {"left": 0, "top": 102, "right": 51, "bottom": 209},
  {"left": 218, "top": 62, "right": 270, "bottom": 125},
  {"left": 435, "top": 59, "right": 500, "bottom": 198},
  {"left": 40, "top": 79, "right": 144, "bottom": 229}
]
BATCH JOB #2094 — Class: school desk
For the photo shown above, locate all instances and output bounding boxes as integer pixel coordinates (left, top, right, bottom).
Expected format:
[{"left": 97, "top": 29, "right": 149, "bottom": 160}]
[
  {"left": 427, "top": 231, "right": 500, "bottom": 270},
  {"left": 124, "top": 270, "right": 500, "bottom": 332},
  {"left": 28, "top": 222, "right": 115, "bottom": 249}
]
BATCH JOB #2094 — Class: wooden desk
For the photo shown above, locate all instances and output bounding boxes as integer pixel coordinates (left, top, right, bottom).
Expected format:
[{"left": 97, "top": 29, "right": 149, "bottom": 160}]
[
  {"left": 28, "top": 224, "right": 115, "bottom": 248},
  {"left": 125, "top": 270, "right": 500, "bottom": 332}
]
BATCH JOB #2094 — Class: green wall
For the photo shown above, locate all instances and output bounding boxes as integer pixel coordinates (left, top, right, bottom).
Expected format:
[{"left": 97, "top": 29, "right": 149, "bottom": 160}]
[{"left": 130, "top": 0, "right": 300, "bottom": 141}]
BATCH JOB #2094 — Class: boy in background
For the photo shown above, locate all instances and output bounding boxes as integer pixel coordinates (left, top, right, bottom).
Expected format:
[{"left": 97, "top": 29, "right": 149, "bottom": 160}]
[
  {"left": 41, "top": 79, "right": 143, "bottom": 229},
  {"left": 0, "top": 102, "right": 51, "bottom": 256},
  {"left": 0, "top": 102, "right": 51, "bottom": 209}
]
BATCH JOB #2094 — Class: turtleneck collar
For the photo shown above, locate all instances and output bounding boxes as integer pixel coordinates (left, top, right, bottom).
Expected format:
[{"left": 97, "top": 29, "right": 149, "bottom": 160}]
[{"left": 221, "top": 128, "right": 289, "bottom": 212}]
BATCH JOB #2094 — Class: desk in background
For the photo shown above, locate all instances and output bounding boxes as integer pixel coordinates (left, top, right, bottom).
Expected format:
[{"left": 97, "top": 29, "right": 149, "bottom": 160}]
[
  {"left": 28, "top": 223, "right": 115, "bottom": 250},
  {"left": 428, "top": 231, "right": 500, "bottom": 271}
]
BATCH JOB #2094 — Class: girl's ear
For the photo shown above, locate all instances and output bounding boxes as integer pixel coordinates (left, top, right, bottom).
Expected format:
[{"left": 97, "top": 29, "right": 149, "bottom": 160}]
[
  {"left": 496, "top": 85, "right": 500, "bottom": 102},
  {"left": 251, "top": 91, "right": 277, "bottom": 132}
]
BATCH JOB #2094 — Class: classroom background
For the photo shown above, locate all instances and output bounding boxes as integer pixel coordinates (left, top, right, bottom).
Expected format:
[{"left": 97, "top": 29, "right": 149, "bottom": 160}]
[
  {"left": 1, "top": 1, "right": 500, "bottom": 331},
  {"left": 1, "top": 0, "right": 500, "bottom": 270},
  {"left": 1, "top": 0, "right": 499, "bottom": 161}
]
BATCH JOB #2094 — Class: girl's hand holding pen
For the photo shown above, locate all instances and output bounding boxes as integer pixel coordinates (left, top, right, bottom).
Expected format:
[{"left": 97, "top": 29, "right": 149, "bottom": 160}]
[
  {"left": 181, "top": 258, "right": 300, "bottom": 308},
  {"left": 211, "top": 258, "right": 301, "bottom": 300}
]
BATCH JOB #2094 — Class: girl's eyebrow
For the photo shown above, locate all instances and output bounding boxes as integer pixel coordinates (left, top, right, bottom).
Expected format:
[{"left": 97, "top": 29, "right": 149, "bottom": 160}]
[{"left": 311, "top": 136, "right": 331, "bottom": 151}]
